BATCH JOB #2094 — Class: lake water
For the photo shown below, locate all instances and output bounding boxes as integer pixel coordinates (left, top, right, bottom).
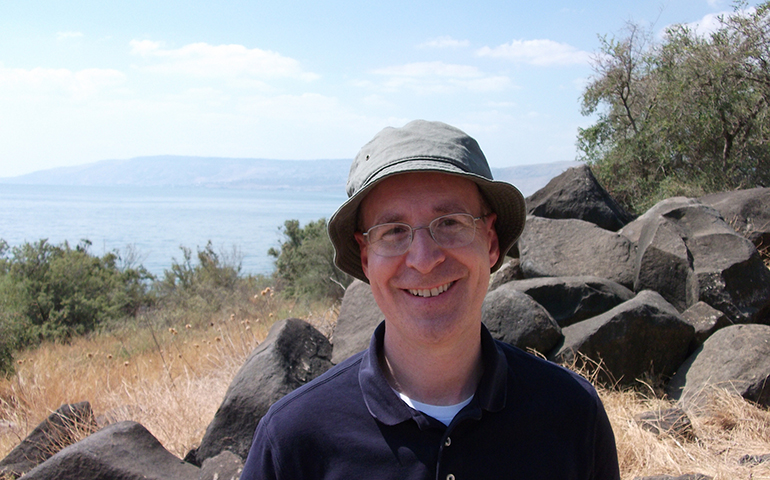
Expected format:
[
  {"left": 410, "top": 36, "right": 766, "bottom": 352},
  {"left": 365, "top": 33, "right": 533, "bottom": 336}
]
[{"left": 0, "top": 184, "right": 348, "bottom": 277}]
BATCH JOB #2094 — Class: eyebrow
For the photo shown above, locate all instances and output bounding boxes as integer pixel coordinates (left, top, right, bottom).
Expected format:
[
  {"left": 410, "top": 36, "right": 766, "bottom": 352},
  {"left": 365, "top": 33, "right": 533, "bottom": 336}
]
[{"left": 371, "top": 200, "right": 473, "bottom": 226}]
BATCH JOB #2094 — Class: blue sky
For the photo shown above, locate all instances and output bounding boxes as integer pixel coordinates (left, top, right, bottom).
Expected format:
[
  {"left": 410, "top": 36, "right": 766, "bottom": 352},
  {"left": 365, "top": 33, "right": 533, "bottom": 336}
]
[{"left": 0, "top": 0, "right": 757, "bottom": 177}]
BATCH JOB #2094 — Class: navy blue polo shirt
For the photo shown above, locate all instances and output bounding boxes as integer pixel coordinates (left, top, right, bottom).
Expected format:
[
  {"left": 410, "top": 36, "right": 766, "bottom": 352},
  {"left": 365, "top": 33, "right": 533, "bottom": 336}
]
[{"left": 241, "top": 322, "right": 620, "bottom": 480}]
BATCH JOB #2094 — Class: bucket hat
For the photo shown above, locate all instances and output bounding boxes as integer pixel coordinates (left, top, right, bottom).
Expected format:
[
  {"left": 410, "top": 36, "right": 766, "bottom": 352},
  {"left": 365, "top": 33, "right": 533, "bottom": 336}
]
[{"left": 328, "top": 120, "right": 526, "bottom": 283}]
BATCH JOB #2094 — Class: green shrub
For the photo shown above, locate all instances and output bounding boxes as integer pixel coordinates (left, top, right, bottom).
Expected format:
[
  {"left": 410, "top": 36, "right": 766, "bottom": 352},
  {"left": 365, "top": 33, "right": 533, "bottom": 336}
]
[{"left": 268, "top": 218, "right": 352, "bottom": 301}]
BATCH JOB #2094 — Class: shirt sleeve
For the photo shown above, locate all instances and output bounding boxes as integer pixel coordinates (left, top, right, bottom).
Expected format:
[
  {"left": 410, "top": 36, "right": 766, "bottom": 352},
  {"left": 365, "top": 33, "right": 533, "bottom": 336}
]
[
  {"left": 592, "top": 398, "right": 621, "bottom": 480},
  {"left": 240, "top": 419, "right": 280, "bottom": 480}
]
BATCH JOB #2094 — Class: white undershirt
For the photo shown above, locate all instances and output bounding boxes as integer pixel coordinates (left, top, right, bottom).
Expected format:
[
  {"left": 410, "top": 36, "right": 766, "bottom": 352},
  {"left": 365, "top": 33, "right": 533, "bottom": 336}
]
[{"left": 396, "top": 390, "right": 474, "bottom": 426}]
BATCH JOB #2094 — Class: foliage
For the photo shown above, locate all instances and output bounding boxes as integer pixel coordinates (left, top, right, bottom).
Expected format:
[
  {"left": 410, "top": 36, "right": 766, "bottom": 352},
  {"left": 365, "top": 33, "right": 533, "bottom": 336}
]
[
  {"left": 0, "top": 239, "right": 154, "bottom": 373},
  {"left": 152, "top": 241, "right": 263, "bottom": 319},
  {"left": 579, "top": 1, "right": 770, "bottom": 213},
  {"left": 268, "top": 218, "right": 352, "bottom": 301}
]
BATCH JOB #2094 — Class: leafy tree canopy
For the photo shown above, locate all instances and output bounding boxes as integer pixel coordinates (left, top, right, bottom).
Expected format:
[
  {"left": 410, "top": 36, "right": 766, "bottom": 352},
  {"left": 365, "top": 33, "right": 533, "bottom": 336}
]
[{"left": 579, "top": 1, "right": 770, "bottom": 213}]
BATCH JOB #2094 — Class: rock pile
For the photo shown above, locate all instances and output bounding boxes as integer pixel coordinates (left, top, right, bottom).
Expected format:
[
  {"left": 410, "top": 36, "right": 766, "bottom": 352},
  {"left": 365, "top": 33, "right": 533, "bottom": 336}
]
[{"left": 2, "top": 166, "right": 769, "bottom": 478}]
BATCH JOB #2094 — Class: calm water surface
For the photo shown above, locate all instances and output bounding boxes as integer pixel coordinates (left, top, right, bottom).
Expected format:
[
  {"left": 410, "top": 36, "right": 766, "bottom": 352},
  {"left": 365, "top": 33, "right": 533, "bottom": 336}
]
[{"left": 0, "top": 184, "right": 347, "bottom": 277}]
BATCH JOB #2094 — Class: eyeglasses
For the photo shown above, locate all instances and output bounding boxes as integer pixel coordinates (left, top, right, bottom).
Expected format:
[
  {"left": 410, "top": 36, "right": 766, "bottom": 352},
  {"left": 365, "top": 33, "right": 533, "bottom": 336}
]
[{"left": 361, "top": 213, "right": 486, "bottom": 257}]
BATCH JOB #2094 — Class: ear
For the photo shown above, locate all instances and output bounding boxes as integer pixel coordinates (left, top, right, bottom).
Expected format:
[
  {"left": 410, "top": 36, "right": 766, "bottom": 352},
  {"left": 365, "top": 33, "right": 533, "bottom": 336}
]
[
  {"left": 483, "top": 213, "right": 500, "bottom": 268},
  {"left": 354, "top": 232, "right": 370, "bottom": 279}
]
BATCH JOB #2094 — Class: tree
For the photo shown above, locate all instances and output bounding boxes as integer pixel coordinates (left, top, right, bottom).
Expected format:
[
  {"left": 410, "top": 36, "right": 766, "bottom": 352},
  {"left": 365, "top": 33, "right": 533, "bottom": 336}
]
[
  {"left": 579, "top": 1, "right": 770, "bottom": 213},
  {"left": 268, "top": 218, "right": 352, "bottom": 301}
]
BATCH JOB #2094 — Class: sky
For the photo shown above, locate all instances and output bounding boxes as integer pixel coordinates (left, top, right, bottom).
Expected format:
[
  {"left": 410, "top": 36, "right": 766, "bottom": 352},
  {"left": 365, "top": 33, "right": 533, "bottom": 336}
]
[{"left": 0, "top": 0, "right": 759, "bottom": 178}]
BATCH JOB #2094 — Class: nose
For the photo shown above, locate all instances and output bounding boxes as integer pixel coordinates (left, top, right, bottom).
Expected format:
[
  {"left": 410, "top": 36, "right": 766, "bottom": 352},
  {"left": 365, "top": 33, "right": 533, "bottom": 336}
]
[{"left": 404, "top": 227, "right": 445, "bottom": 273}]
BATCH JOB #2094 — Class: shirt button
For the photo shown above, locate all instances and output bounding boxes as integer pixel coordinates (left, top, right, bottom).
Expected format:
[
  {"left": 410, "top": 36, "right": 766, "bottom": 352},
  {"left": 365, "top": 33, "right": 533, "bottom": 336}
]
[
  {"left": 444, "top": 437, "right": 452, "bottom": 447},
  {"left": 447, "top": 475, "right": 456, "bottom": 480}
]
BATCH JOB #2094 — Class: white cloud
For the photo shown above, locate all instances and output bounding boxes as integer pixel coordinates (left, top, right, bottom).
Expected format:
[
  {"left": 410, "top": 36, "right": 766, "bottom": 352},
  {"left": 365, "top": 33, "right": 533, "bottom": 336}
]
[
  {"left": 0, "top": 66, "right": 125, "bottom": 100},
  {"left": 419, "top": 36, "right": 470, "bottom": 48},
  {"left": 673, "top": 7, "right": 756, "bottom": 38},
  {"left": 477, "top": 39, "right": 591, "bottom": 66},
  {"left": 370, "top": 61, "right": 511, "bottom": 93},
  {"left": 56, "top": 31, "right": 84, "bottom": 41},
  {"left": 129, "top": 40, "right": 319, "bottom": 82}
]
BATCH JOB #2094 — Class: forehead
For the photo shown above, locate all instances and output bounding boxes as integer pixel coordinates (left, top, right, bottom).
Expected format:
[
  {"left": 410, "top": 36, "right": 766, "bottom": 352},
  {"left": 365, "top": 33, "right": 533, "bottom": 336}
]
[{"left": 359, "top": 172, "right": 483, "bottom": 226}]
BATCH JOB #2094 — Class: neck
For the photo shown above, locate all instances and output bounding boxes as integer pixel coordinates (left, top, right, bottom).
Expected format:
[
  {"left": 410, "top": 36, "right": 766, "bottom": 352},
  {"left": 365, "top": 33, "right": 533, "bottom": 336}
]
[{"left": 380, "top": 323, "right": 483, "bottom": 406}]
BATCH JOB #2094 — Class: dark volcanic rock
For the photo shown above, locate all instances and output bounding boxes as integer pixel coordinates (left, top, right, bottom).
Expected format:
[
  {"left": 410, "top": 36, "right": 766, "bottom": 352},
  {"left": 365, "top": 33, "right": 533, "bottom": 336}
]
[
  {"left": 526, "top": 164, "right": 634, "bottom": 231},
  {"left": 552, "top": 291, "right": 694, "bottom": 384},
  {"left": 519, "top": 216, "right": 636, "bottom": 289},
  {"left": 194, "top": 318, "right": 333, "bottom": 464},
  {"left": 668, "top": 324, "right": 770, "bottom": 410},
  {"left": 331, "top": 280, "right": 382, "bottom": 364},
  {"left": 21, "top": 421, "right": 199, "bottom": 480},
  {"left": 501, "top": 276, "right": 634, "bottom": 327},
  {"left": 681, "top": 301, "right": 732, "bottom": 346},
  {"left": 0, "top": 401, "right": 97, "bottom": 478},
  {"left": 699, "top": 187, "right": 770, "bottom": 248},
  {"left": 482, "top": 285, "right": 562, "bottom": 355},
  {"left": 634, "top": 407, "right": 695, "bottom": 440}
]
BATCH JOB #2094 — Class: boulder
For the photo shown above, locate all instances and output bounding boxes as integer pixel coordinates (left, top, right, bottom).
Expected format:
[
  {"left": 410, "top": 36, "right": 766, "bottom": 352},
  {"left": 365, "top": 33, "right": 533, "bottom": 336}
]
[
  {"left": 331, "top": 280, "right": 381, "bottom": 364},
  {"left": 488, "top": 258, "right": 523, "bottom": 291},
  {"left": 625, "top": 199, "right": 770, "bottom": 322},
  {"left": 620, "top": 197, "right": 701, "bottom": 244},
  {"left": 681, "top": 302, "right": 732, "bottom": 346},
  {"left": 0, "top": 401, "right": 96, "bottom": 478},
  {"left": 551, "top": 291, "right": 694, "bottom": 384},
  {"left": 667, "top": 324, "right": 770, "bottom": 409},
  {"left": 481, "top": 286, "right": 562, "bottom": 355},
  {"left": 519, "top": 216, "right": 636, "bottom": 289},
  {"left": 633, "top": 215, "right": 697, "bottom": 312},
  {"left": 21, "top": 421, "right": 199, "bottom": 480},
  {"left": 525, "top": 164, "right": 634, "bottom": 231},
  {"left": 500, "top": 276, "right": 634, "bottom": 327},
  {"left": 199, "top": 450, "right": 243, "bottom": 480},
  {"left": 699, "top": 187, "right": 770, "bottom": 248},
  {"left": 194, "top": 318, "right": 333, "bottom": 464}
]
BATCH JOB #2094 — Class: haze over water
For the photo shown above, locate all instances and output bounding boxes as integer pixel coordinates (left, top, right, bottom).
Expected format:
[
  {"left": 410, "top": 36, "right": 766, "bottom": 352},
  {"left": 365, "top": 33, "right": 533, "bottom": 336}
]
[{"left": 0, "top": 184, "right": 347, "bottom": 277}]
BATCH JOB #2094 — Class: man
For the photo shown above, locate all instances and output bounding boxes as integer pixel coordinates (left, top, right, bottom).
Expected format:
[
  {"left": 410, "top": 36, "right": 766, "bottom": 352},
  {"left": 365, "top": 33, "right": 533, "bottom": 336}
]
[{"left": 241, "top": 120, "right": 620, "bottom": 479}]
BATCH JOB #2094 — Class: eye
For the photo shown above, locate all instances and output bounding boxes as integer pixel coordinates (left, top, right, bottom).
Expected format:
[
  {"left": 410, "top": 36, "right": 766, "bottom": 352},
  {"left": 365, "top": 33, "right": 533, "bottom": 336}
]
[{"left": 372, "top": 223, "right": 410, "bottom": 242}]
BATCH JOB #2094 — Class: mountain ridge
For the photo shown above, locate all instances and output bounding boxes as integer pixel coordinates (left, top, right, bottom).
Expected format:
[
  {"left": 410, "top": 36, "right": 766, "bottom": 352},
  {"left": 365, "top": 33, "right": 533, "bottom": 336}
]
[{"left": 0, "top": 155, "right": 581, "bottom": 197}]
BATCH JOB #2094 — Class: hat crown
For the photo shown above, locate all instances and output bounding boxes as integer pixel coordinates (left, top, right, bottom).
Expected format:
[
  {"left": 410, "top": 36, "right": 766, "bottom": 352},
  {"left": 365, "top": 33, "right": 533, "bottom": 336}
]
[{"left": 346, "top": 120, "right": 493, "bottom": 197}]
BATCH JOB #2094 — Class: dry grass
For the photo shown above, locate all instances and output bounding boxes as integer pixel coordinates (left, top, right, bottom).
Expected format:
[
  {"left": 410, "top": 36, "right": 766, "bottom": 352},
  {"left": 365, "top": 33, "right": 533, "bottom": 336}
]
[{"left": 0, "top": 302, "right": 768, "bottom": 480}]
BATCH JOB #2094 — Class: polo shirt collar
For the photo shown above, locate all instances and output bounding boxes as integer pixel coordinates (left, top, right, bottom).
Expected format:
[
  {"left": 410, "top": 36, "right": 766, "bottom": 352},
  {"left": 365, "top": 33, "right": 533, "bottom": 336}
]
[{"left": 358, "top": 321, "right": 509, "bottom": 427}]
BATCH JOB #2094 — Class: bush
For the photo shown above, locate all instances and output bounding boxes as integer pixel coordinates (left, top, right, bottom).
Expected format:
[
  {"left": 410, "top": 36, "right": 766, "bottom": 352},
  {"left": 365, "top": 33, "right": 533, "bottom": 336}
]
[
  {"left": 268, "top": 218, "right": 352, "bottom": 301},
  {"left": 0, "top": 239, "right": 154, "bottom": 373}
]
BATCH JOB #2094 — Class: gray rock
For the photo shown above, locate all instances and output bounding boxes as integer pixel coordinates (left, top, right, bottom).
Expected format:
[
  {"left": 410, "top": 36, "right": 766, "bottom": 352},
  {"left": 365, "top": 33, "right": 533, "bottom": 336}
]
[
  {"left": 634, "top": 215, "right": 697, "bottom": 312},
  {"left": 699, "top": 187, "right": 770, "bottom": 248},
  {"left": 0, "top": 401, "right": 96, "bottom": 478},
  {"left": 21, "top": 421, "right": 199, "bottom": 480},
  {"left": 501, "top": 276, "right": 634, "bottom": 327},
  {"left": 199, "top": 450, "right": 243, "bottom": 480},
  {"left": 519, "top": 216, "right": 636, "bottom": 289},
  {"left": 681, "top": 302, "right": 732, "bottom": 346},
  {"left": 194, "top": 318, "right": 333, "bottom": 464},
  {"left": 481, "top": 286, "right": 562, "bottom": 355},
  {"left": 552, "top": 291, "right": 694, "bottom": 385},
  {"left": 624, "top": 199, "right": 770, "bottom": 323},
  {"left": 331, "top": 280, "right": 382, "bottom": 364},
  {"left": 525, "top": 164, "right": 634, "bottom": 231},
  {"left": 634, "top": 407, "right": 695, "bottom": 440},
  {"left": 620, "top": 197, "right": 702, "bottom": 244},
  {"left": 668, "top": 324, "right": 770, "bottom": 409},
  {"left": 488, "top": 258, "right": 523, "bottom": 291}
]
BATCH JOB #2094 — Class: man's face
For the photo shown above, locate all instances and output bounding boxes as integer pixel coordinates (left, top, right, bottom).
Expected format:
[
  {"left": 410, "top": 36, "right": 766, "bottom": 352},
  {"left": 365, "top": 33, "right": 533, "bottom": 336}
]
[{"left": 355, "top": 172, "right": 500, "bottom": 346}]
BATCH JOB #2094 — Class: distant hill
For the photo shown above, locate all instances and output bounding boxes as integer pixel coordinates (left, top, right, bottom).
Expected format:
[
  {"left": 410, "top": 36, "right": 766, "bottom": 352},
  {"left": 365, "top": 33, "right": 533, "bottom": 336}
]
[{"left": 0, "top": 155, "right": 581, "bottom": 197}]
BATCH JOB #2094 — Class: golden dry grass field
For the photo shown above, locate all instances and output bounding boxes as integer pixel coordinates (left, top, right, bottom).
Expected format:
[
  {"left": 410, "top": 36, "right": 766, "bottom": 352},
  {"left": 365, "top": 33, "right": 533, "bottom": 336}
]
[{"left": 0, "top": 296, "right": 768, "bottom": 479}]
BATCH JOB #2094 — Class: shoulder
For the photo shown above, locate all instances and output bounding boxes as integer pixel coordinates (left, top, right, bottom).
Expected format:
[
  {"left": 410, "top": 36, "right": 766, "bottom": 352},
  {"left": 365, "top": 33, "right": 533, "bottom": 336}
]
[
  {"left": 496, "top": 340, "right": 602, "bottom": 405},
  {"left": 266, "top": 350, "right": 365, "bottom": 420}
]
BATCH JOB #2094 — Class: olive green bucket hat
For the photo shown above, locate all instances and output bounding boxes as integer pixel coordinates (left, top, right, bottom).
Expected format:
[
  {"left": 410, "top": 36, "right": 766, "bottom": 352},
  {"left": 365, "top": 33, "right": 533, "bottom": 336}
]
[{"left": 328, "top": 120, "right": 526, "bottom": 283}]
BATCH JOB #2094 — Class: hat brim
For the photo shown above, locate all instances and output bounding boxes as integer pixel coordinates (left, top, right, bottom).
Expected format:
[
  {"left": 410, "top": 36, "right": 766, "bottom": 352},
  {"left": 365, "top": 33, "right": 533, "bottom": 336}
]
[{"left": 328, "top": 162, "right": 526, "bottom": 283}]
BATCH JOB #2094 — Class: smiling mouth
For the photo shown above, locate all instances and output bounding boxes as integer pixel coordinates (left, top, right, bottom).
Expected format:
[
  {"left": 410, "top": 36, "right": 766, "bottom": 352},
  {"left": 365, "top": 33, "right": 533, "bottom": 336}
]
[{"left": 407, "top": 282, "right": 454, "bottom": 298}]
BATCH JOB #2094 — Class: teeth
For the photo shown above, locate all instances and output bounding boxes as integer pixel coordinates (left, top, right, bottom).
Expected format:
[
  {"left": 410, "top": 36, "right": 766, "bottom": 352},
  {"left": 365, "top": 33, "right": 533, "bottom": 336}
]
[{"left": 408, "top": 282, "right": 453, "bottom": 298}]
